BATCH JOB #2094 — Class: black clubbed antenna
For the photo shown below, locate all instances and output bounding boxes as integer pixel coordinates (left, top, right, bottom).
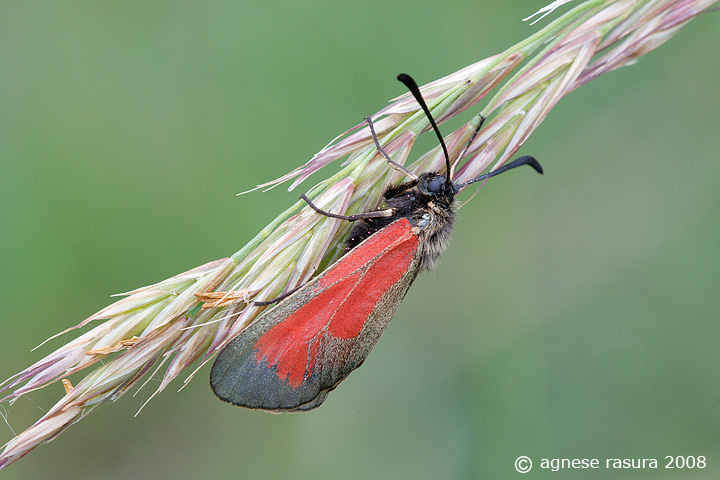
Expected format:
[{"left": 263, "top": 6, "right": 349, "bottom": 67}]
[
  {"left": 397, "top": 73, "right": 452, "bottom": 187},
  {"left": 454, "top": 156, "right": 543, "bottom": 191}
]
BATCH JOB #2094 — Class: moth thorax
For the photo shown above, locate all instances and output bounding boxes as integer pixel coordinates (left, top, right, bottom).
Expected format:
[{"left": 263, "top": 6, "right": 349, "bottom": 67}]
[{"left": 415, "top": 201, "right": 456, "bottom": 271}]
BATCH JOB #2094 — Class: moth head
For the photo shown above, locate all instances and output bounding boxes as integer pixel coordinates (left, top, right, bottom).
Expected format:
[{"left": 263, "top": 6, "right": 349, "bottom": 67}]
[{"left": 418, "top": 173, "right": 455, "bottom": 203}]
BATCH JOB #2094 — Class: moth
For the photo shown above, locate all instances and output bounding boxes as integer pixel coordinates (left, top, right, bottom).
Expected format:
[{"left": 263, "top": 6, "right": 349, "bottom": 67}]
[{"left": 208, "top": 74, "right": 542, "bottom": 411}]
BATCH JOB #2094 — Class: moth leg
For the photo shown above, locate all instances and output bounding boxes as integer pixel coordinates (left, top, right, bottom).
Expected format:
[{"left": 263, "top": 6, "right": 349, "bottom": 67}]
[
  {"left": 300, "top": 194, "right": 393, "bottom": 222},
  {"left": 366, "top": 116, "right": 418, "bottom": 182},
  {"left": 253, "top": 285, "right": 303, "bottom": 306}
]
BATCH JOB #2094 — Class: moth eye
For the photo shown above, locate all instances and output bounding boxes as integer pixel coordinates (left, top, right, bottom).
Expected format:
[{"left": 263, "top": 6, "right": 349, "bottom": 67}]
[{"left": 427, "top": 177, "right": 444, "bottom": 193}]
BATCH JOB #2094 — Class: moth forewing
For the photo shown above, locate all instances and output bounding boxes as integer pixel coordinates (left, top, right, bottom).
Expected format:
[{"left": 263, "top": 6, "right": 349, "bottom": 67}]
[{"left": 210, "top": 218, "right": 423, "bottom": 411}]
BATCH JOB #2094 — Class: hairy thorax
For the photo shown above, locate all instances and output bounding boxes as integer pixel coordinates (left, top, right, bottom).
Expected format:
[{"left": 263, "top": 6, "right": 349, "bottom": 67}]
[
  {"left": 346, "top": 175, "right": 457, "bottom": 272},
  {"left": 410, "top": 198, "right": 456, "bottom": 271}
]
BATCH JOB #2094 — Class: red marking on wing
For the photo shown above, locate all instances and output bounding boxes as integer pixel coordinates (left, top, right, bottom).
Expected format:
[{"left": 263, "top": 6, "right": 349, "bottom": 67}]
[
  {"left": 254, "top": 218, "right": 418, "bottom": 387},
  {"left": 319, "top": 219, "right": 413, "bottom": 286},
  {"left": 327, "top": 239, "right": 415, "bottom": 339}
]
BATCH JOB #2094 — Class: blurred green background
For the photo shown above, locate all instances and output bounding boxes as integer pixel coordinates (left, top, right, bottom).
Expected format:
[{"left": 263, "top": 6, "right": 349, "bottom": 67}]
[{"left": 2, "top": 1, "right": 719, "bottom": 479}]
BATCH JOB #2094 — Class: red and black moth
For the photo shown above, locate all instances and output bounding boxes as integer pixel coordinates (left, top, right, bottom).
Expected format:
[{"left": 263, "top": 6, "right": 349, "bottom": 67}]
[{"left": 208, "top": 74, "right": 543, "bottom": 411}]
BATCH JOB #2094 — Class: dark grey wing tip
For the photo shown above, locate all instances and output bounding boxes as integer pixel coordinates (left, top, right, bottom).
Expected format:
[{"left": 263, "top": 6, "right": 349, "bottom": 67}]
[{"left": 210, "top": 345, "right": 331, "bottom": 412}]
